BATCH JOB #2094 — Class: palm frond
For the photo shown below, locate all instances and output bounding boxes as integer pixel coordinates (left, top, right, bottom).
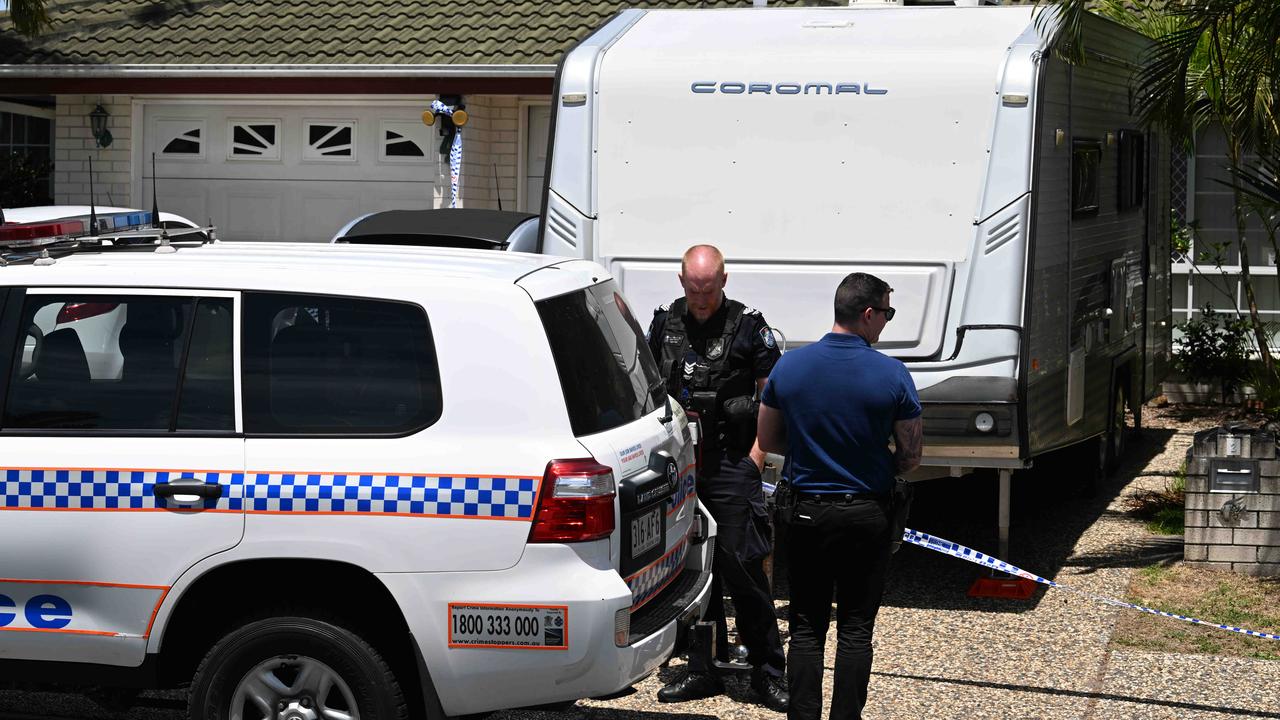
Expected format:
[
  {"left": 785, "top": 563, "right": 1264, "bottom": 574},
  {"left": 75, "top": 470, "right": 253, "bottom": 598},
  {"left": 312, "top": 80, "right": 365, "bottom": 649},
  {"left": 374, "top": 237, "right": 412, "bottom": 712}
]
[
  {"left": 1035, "top": 0, "right": 1088, "bottom": 65},
  {"left": 1136, "top": 21, "right": 1212, "bottom": 144},
  {"left": 1223, "top": 158, "right": 1280, "bottom": 214},
  {"left": 7, "top": 0, "right": 52, "bottom": 38}
]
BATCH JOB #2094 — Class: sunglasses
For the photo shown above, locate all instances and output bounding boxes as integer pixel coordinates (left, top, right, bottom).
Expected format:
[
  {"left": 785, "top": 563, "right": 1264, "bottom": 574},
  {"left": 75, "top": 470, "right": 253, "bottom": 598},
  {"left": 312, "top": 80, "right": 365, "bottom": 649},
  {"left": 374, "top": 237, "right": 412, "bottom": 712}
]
[{"left": 867, "top": 306, "right": 896, "bottom": 321}]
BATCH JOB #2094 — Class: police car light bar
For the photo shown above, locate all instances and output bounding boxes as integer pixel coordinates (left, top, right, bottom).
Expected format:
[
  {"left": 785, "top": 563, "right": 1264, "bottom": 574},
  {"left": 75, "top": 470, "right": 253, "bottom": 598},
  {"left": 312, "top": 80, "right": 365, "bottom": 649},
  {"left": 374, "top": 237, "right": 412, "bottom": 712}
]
[
  {"left": 0, "top": 220, "right": 86, "bottom": 245},
  {"left": 0, "top": 210, "right": 156, "bottom": 248}
]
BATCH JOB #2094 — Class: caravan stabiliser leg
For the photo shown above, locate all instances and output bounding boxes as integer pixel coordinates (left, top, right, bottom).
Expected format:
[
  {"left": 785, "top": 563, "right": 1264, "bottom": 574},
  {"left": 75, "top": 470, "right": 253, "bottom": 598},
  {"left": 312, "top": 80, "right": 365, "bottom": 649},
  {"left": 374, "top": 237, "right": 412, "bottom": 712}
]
[{"left": 969, "top": 468, "right": 1036, "bottom": 599}]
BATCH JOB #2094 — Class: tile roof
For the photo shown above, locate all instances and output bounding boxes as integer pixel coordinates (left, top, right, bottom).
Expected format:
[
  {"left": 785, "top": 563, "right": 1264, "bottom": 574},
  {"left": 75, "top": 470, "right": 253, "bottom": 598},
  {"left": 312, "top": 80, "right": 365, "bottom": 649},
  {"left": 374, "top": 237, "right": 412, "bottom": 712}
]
[{"left": 0, "top": 0, "right": 814, "bottom": 67}]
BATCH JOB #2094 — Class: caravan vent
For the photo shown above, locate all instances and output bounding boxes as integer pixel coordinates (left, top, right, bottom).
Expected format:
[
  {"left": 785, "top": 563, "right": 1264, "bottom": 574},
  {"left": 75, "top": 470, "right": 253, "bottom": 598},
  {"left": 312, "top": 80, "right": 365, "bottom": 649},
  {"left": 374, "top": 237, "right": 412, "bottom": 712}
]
[
  {"left": 547, "top": 205, "right": 579, "bottom": 249},
  {"left": 983, "top": 214, "right": 1019, "bottom": 255}
]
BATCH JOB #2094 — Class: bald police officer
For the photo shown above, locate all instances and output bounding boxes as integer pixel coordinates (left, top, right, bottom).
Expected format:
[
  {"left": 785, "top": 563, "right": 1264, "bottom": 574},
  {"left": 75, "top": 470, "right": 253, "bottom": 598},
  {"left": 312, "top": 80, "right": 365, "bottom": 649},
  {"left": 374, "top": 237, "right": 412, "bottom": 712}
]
[{"left": 648, "top": 244, "right": 788, "bottom": 712}]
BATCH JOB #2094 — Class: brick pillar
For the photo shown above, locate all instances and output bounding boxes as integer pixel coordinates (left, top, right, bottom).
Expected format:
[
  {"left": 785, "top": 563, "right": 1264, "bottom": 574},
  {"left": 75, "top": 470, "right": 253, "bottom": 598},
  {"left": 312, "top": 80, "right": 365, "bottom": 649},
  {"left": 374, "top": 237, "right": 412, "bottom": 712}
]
[
  {"left": 1184, "top": 429, "right": 1280, "bottom": 576},
  {"left": 457, "top": 95, "right": 521, "bottom": 211}
]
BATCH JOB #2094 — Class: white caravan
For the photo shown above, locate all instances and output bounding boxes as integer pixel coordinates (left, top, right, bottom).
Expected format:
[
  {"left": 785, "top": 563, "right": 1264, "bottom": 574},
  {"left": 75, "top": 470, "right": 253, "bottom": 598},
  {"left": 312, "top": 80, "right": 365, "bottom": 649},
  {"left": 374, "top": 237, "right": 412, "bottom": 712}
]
[{"left": 539, "top": 4, "right": 1172, "bottom": 551}]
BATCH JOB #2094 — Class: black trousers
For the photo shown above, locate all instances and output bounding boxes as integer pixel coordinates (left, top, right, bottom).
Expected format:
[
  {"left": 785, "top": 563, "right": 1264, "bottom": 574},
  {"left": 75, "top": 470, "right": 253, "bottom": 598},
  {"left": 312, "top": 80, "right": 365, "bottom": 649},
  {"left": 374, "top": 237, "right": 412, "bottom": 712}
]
[
  {"left": 784, "top": 495, "right": 893, "bottom": 720},
  {"left": 697, "top": 456, "right": 786, "bottom": 678}
]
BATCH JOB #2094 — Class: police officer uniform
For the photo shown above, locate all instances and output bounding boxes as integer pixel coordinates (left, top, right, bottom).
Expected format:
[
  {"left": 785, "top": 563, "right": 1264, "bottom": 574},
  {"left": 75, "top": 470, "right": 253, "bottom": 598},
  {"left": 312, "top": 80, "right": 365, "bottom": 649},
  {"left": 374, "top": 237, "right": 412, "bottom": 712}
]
[{"left": 648, "top": 296, "right": 788, "bottom": 705}]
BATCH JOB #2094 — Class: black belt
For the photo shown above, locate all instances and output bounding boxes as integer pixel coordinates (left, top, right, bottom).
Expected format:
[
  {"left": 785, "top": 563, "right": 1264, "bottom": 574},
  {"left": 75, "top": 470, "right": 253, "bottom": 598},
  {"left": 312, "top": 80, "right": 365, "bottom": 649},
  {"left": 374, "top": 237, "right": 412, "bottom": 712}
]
[{"left": 795, "top": 491, "right": 885, "bottom": 505}]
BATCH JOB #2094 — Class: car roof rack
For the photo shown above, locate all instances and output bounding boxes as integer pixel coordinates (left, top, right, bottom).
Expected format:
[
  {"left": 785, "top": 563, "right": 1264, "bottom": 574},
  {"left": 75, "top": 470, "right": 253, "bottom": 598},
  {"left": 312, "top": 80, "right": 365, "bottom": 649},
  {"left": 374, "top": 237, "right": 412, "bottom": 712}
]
[{"left": 0, "top": 209, "right": 216, "bottom": 267}]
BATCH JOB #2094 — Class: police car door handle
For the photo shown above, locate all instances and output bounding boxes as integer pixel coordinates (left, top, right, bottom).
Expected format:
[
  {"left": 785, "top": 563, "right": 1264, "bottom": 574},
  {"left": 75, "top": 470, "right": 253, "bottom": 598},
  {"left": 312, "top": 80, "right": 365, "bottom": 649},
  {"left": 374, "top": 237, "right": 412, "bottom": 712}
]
[{"left": 154, "top": 477, "right": 223, "bottom": 503}]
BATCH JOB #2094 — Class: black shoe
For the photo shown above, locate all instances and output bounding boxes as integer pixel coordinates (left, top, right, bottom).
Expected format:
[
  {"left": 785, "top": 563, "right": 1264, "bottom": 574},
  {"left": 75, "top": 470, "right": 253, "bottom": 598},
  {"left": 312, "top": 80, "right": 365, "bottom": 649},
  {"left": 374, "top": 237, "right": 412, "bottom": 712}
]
[
  {"left": 657, "top": 671, "right": 724, "bottom": 703},
  {"left": 750, "top": 670, "right": 790, "bottom": 713}
]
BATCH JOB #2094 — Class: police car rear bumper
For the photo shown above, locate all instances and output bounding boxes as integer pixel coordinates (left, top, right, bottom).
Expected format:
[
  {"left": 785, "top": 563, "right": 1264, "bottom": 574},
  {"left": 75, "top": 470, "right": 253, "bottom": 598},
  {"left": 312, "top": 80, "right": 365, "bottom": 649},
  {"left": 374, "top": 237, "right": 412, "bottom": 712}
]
[{"left": 377, "top": 521, "right": 716, "bottom": 717}]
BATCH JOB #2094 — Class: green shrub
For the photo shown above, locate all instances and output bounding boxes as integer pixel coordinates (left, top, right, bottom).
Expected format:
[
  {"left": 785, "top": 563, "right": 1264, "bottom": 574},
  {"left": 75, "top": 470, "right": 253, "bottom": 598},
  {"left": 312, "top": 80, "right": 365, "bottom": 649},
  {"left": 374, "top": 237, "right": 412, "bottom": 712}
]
[
  {"left": 1175, "top": 304, "right": 1252, "bottom": 402},
  {"left": 0, "top": 152, "right": 53, "bottom": 208}
]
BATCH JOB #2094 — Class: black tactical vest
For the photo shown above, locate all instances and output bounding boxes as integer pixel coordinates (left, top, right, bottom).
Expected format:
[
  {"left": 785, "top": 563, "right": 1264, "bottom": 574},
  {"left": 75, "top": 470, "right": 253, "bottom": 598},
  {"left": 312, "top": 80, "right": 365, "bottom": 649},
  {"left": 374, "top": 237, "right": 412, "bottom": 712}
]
[{"left": 658, "top": 297, "right": 749, "bottom": 399}]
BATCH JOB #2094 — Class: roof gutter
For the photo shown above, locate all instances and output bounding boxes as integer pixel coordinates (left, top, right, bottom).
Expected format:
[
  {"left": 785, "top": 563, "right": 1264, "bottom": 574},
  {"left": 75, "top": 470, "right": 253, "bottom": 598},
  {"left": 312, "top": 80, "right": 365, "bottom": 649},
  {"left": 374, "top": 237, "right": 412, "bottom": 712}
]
[{"left": 0, "top": 63, "right": 559, "bottom": 78}]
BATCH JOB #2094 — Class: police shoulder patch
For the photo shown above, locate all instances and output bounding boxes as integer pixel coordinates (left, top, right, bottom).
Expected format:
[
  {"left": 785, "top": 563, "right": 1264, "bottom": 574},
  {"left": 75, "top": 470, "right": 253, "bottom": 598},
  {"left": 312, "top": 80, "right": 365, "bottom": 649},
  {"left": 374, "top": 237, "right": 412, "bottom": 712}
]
[
  {"left": 759, "top": 326, "right": 777, "bottom": 349},
  {"left": 743, "top": 306, "right": 761, "bottom": 316}
]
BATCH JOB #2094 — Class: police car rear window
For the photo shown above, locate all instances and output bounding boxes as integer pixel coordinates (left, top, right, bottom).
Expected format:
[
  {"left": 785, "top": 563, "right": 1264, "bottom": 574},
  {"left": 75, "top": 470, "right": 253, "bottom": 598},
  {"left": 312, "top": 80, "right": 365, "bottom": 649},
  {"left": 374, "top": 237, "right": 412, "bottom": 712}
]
[
  {"left": 242, "top": 292, "right": 442, "bottom": 435},
  {"left": 536, "top": 281, "right": 665, "bottom": 437},
  {"left": 3, "top": 294, "right": 234, "bottom": 431}
]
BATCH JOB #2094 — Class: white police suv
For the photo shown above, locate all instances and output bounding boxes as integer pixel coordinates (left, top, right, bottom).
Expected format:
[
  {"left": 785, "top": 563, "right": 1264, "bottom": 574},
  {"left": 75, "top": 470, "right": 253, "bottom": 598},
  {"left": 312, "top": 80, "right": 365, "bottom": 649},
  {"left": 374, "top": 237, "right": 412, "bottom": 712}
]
[{"left": 0, "top": 226, "right": 714, "bottom": 720}]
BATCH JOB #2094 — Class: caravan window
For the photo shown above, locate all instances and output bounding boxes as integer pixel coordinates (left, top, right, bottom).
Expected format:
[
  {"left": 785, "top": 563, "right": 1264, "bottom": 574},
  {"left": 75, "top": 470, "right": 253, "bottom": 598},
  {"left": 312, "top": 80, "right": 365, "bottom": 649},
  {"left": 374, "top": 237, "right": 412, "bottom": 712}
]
[
  {"left": 1117, "top": 130, "right": 1145, "bottom": 211},
  {"left": 1072, "top": 139, "right": 1102, "bottom": 218}
]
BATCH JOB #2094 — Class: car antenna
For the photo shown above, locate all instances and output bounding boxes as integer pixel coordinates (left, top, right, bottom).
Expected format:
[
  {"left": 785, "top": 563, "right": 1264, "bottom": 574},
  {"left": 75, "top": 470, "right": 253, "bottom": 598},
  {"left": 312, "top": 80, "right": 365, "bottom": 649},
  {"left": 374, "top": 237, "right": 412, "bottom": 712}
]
[
  {"left": 493, "top": 163, "right": 503, "bottom": 211},
  {"left": 88, "top": 156, "right": 99, "bottom": 233},
  {"left": 151, "top": 152, "right": 161, "bottom": 227}
]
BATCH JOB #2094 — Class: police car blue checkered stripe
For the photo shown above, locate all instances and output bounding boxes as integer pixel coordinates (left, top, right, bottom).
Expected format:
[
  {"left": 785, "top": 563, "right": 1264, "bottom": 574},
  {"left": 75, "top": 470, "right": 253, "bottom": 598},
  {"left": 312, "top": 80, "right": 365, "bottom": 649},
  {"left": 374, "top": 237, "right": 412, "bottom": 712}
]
[
  {"left": 626, "top": 535, "right": 690, "bottom": 609},
  {"left": 0, "top": 468, "right": 538, "bottom": 520},
  {"left": 243, "top": 473, "right": 537, "bottom": 518},
  {"left": 0, "top": 469, "right": 244, "bottom": 511}
]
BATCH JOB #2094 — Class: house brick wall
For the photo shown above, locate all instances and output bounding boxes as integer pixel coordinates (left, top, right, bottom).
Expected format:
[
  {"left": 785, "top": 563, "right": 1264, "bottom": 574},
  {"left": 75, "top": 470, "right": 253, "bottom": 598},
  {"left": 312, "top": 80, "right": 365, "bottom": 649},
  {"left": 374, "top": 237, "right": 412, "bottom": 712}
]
[
  {"left": 455, "top": 94, "right": 525, "bottom": 211},
  {"left": 54, "top": 94, "right": 134, "bottom": 207},
  {"left": 1184, "top": 434, "right": 1280, "bottom": 577}
]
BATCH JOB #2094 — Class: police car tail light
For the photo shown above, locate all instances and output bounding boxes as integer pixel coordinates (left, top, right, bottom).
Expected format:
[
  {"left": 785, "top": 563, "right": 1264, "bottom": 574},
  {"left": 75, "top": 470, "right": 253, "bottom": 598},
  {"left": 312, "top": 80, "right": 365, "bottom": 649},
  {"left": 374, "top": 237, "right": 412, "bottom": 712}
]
[
  {"left": 57, "top": 302, "right": 119, "bottom": 323},
  {"left": 529, "top": 458, "right": 616, "bottom": 543}
]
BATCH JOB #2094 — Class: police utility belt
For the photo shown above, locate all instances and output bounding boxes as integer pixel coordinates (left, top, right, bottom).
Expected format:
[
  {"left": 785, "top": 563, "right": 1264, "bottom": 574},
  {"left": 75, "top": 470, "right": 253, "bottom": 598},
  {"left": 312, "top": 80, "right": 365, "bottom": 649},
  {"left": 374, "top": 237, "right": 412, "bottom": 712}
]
[{"left": 774, "top": 478, "right": 914, "bottom": 553}]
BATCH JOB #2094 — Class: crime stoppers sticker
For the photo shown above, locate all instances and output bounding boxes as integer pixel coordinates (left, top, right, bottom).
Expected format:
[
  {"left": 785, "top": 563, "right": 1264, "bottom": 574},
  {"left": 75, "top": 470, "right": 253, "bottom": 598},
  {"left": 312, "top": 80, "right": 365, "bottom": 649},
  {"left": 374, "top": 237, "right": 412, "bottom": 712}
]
[{"left": 447, "top": 603, "right": 568, "bottom": 649}]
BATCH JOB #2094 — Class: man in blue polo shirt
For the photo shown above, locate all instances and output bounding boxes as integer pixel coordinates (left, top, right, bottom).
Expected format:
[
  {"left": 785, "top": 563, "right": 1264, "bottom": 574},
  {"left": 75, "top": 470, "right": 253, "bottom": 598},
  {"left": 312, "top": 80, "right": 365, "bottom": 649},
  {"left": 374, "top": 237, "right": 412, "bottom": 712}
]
[{"left": 757, "top": 271, "right": 922, "bottom": 720}]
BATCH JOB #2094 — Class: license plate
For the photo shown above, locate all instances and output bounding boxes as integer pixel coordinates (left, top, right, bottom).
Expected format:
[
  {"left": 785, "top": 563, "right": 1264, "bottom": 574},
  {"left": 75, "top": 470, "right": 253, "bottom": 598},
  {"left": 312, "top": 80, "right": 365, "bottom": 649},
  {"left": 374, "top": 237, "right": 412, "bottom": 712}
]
[
  {"left": 447, "top": 603, "right": 568, "bottom": 649},
  {"left": 630, "top": 505, "right": 663, "bottom": 558}
]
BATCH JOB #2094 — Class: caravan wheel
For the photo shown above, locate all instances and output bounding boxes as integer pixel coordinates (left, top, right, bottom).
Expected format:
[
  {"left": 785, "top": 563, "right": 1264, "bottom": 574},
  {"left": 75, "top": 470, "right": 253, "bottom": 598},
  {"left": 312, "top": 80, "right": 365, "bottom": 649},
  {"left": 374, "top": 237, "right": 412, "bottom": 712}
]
[{"left": 1104, "top": 382, "right": 1129, "bottom": 474}]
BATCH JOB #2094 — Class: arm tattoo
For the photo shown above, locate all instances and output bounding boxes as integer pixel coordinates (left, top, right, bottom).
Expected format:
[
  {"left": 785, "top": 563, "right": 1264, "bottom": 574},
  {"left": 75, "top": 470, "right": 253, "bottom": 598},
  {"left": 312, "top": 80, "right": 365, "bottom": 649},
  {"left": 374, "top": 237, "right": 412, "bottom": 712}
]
[{"left": 893, "top": 417, "right": 923, "bottom": 474}]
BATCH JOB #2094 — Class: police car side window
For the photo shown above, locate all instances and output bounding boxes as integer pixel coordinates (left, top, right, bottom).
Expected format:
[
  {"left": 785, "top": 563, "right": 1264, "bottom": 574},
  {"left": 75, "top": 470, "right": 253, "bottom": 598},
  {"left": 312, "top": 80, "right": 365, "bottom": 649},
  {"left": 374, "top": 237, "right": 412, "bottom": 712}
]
[
  {"left": 241, "top": 292, "right": 442, "bottom": 435},
  {"left": 3, "top": 294, "right": 234, "bottom": 432}
]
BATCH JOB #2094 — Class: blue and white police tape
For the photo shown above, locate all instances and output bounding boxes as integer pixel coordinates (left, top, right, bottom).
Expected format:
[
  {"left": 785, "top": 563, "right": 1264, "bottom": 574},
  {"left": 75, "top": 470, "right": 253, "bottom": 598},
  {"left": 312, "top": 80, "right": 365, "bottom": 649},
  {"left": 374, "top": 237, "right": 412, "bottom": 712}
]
[
  {"left": 903, "top": 527, "right": 1280, "bottom": 642},
  {"left": 430, "top": 99, "right": 463, "bottom": 209}
]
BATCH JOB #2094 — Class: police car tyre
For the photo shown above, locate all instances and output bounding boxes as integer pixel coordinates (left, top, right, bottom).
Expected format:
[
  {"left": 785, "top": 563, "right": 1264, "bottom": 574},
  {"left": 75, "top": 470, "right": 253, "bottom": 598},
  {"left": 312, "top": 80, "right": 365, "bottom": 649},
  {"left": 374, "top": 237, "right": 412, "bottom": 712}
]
[{"left": 189, "top": 616, "right": 408, "bottom": 720}]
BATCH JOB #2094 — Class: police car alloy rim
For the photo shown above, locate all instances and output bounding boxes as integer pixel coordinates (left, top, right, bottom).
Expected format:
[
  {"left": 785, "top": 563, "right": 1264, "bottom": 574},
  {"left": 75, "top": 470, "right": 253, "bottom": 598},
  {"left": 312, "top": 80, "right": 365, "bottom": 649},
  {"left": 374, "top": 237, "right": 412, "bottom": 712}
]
[{"left": 229, "top": 655, "right": 359, "bottom": 720}]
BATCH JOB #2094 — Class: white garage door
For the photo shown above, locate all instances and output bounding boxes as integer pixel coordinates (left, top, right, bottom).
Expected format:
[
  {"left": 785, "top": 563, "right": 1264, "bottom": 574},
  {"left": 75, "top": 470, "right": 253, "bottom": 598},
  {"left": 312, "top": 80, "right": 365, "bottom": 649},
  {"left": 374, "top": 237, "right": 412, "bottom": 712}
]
[{"left": 142, "top": 101, "right": 441, "bottom": 242}]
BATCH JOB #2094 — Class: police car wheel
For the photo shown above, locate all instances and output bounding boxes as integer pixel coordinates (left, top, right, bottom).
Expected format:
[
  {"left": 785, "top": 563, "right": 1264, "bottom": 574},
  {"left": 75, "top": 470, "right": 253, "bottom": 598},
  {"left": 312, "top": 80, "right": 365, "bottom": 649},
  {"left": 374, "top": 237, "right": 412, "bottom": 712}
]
[{"left": 189, "top": 616, "right": 408, "bottom": 720}]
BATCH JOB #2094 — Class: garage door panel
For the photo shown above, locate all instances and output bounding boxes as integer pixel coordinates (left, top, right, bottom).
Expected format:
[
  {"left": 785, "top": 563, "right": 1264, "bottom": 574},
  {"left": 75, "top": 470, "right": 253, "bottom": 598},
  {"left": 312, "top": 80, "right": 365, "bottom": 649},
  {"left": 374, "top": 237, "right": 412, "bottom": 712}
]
[
  {"left": 364, "top": 185, "right": 435, "bottom": 213},
  {"left": 160, "top": 164, "right": 439, "bottom": 184},
  {"left": 146, "top": 178, "right": 212, "bottom": 231},
  {"left": 224, "top": 185, "right": 286, "bottom": 242},
  {"left": 300, "top": 192, "right": 361, "bottom": 243},
  {"left": 145, "top": 103, "right": 439, "bottom": 242}
]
